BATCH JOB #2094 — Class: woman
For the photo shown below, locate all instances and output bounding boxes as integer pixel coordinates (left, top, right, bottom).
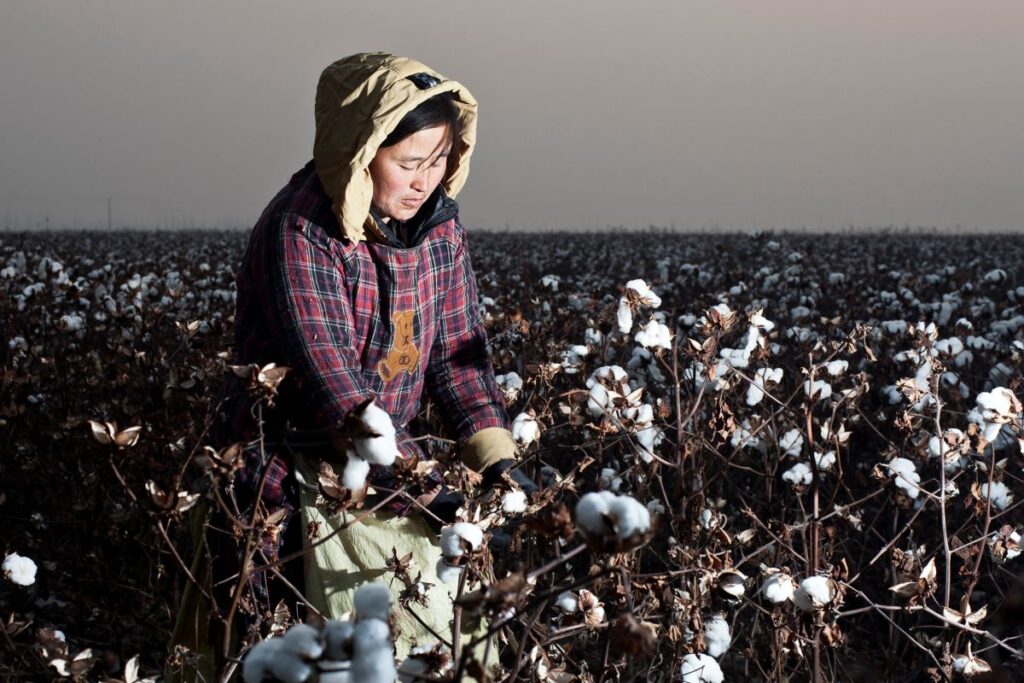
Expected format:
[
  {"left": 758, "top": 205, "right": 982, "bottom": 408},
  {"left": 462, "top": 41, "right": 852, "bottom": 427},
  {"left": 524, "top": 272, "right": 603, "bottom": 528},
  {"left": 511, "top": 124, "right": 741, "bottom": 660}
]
[{"left": 170, "top": 52, "right": 533, "bottom": 681}]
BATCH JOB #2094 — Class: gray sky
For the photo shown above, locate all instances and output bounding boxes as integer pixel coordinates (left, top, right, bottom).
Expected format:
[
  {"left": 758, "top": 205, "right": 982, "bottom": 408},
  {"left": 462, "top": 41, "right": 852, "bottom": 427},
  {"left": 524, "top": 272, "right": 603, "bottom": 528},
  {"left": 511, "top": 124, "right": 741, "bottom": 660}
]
[{"left": 1, "top": 1, "right": 1022, "bottom": 232}]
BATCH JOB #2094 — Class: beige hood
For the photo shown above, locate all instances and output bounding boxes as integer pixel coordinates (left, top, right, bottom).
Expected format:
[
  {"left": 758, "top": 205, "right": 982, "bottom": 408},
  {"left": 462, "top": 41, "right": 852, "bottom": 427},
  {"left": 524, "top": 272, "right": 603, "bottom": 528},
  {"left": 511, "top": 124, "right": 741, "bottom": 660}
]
[{"left": 313, "top": 52, "right": 478, "bottom": 242}]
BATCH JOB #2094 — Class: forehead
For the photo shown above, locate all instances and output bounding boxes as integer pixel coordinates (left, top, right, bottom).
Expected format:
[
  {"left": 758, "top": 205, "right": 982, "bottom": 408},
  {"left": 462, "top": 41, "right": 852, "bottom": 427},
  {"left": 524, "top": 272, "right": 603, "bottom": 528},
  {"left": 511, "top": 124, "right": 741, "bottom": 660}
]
[{"left": 386, "top": 125, "right": 451, "bottom": 160}]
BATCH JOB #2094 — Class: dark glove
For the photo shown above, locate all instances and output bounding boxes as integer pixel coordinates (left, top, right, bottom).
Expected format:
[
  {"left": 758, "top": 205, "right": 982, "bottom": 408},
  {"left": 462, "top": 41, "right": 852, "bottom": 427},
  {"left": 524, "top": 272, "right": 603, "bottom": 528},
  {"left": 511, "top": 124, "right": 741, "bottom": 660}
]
[
  {"left": 481, "top": 459, "right": 539, "bottom": 496},
  {"left": 423, "top": 485, "right": 465, "bottom": 532}
]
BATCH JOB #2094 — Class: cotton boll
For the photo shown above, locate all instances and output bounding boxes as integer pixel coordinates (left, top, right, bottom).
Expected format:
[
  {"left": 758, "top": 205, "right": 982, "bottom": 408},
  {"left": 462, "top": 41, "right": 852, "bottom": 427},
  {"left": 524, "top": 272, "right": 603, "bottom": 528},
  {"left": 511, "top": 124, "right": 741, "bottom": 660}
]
[
  {"left": 979, "top": 482, "right": 1013, "bottom": 511},
  {"left": 680, "top": 653, "right": 724, "bottom": 683},
  {"left": 703, "top": 614, "right": 732, "bottom": 658},
  {"left": 779, "top": 428, "right": 803, "bottom": 457},
  {"left": 243, "top": 638, "right": 283, "bottom": 683},
  {"left": 782, "top": 462, "right": 813, "bottom": 486},
  {"left": 794, "top": 576, "right": 835, "bottom": 612},
  {"left": 813, "top": 451, "right": 836, "bottom": 470},
  {"left": 317, "top": 661, "right": 352, "bottom": 683},
  {"left": 625, "top": 279, "right": 662, "bottom": 308},
  {"left": 354, "top": 583, "right": 392, "bottom": 622},
  {"left": 803, "top": 379, "right": 833, "bottom": 400},
  {"left": 501, "top": 490, "right": 528, "bottom": 514},
  {"left": 3, "top": 552, "right": 37, "bottom": 586},
  {"left": 435, "top": 559, "right": 463, "bottom": 584},
  {"left": 616, "top": 299, "right": 633, "bottom": 334},
  {"left": 575, "top": 491, "right": 615, "bottom": 536},
  {"left": 352, "top": 401, "right": 398, "bottom": 466},
  {"left": 268, "top": 650, "right": 313, "bottom": 683},
  {"left": 323, "top": 620, "right": 354, "bottom": 660},
  {"left": 511, "top": 412, "right": 541, "bottom": 447},
  {"left": 635, "top": 320, "right": 672, "bottom": 350},
  {"left": 825, "top": 360, "right": 848, "bottom": 376},
  {"left": 599, "top": 467, "right": 623, "bottom": 492},
  {"left": 607, "top": 496, "right": 651, "bottom": 539},
  {"left": 342, "top": 455, "right": 370, "bottom": 490},
  {"left": 350, "top": 619, "right": 396, "bottom": 683},
  {"left": 886, "top": 458, "right": 921, "bottom": 499},
  {"left": 397, "top": 656, "right": 429, "bottom": 683},
  {"left": 439, "top": 524, "right": 483, "bottom": 560},
  {"left": 282, "top": 623, "right": 323, "bottom": 659},
  {"left": 555, "top": 591, "right": 578, "bottom": 613},
  {"left": 761, "top": 570, "right": 796, "bottom": 604}
]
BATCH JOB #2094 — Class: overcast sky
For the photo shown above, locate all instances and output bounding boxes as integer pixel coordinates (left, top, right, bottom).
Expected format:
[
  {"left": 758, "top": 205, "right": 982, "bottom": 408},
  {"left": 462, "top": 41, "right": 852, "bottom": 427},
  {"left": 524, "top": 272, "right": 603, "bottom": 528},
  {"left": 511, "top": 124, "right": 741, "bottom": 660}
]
[{"left": 1, "top": 1, "right": 1022, "bottom": 232}]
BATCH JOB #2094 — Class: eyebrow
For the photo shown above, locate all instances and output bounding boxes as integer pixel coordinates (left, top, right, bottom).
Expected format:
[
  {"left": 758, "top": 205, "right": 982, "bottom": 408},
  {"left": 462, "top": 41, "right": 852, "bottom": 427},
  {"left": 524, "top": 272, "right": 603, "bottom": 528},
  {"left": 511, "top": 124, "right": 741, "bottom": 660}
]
[{"left": 397, "top": 148, "right": 452, "bottom": 163}]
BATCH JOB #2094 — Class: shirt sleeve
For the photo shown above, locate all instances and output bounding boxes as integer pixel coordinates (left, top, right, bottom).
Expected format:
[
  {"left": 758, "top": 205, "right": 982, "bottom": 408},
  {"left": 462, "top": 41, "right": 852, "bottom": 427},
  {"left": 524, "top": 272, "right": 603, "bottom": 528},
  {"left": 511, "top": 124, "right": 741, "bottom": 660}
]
[{"left": 424, "top": 223, "right": 518, "bottom": 471}]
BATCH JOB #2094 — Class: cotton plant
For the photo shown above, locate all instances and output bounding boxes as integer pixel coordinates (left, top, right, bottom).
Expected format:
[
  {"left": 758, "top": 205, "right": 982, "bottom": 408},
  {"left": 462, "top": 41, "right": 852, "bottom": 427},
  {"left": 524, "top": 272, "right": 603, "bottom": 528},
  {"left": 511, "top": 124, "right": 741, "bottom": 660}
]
[
  {"left": 242, "top": 583, "right": 396, "bottom": 683},
  {"left": 793, "top": 575, "right": 838, "bottom": 612},
  {"left": 575, "top": 491, "right": 652, "bottom": 546},
  {"left": 3, "top": 552, "right": 37, "bottom": 587},
  {"left": 680, "top": 653, "right": 724, "bottom": 683},
  {"left": 495, "top": 371, "right": 524, "bottom": 402},
  {"left": 760, "top": 568, "right": 797, "bottom": 604},
  {"left": 884, "top": 457, "right": 922, "bottom": 499},
  {"left": 635, "top": 319, "right": 672, "bottom": 351},
  {"left": 617, "top": 279, "right": 662, "bottom": 334},
  {"left": 560, "top": 344, "right": 590, "bottom": 374},
  {"left": 436, "top": 522, "right": 484, "bottom": 584},
  {"left": 746, "top": 367, "right": 783, "bottom": 406},
  {"left": 978, "top": 481, "right": 1013, "bottom": 511},
  {"left": 337, "top": 399, "right": 399, "bottom": 491},
  {"left": 702, "top": 613, "right": 732, "bottom": 658},
  {"left": 511, "top": 410, "right": 542, "bottom": 448},
  {"left": 975, "top": 387, "right": 1021, "bottom": 443}
]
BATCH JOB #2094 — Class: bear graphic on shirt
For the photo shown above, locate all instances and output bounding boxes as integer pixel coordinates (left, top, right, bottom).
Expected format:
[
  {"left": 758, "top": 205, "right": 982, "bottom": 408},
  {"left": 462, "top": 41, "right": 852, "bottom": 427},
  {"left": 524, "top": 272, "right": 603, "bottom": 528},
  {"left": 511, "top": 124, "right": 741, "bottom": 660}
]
[{"left": 378, "top": 310, "right": 420, "bottom": 382}]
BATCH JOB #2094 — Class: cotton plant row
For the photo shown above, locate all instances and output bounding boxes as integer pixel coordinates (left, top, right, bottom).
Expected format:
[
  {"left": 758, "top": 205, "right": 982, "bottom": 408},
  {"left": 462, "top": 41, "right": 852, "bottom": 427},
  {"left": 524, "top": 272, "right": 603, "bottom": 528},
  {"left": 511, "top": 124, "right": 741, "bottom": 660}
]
[{"left": 6, "top": 231, "right": 1024, "bottom": 681}]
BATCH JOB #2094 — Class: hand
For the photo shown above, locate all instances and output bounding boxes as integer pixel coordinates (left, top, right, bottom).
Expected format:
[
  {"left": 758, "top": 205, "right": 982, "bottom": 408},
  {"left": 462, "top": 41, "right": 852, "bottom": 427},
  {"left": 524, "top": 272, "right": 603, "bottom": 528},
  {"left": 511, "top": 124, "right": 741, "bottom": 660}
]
[{"left": 481, "top": 459, "right": 539, "bottom": 496}]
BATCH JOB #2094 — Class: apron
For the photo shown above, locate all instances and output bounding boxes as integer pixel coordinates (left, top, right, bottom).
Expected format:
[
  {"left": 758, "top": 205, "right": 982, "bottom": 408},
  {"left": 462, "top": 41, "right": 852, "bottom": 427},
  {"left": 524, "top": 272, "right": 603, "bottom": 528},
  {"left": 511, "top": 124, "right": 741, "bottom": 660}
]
[{"left": 295, "top": 453, "right": 487, "bottom": 661}]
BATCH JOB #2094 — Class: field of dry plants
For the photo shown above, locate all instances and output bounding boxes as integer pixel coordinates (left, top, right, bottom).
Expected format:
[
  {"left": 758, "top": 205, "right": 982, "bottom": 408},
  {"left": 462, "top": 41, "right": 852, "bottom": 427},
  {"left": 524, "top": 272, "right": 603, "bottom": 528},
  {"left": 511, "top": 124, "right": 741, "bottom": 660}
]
[{"left": 2, "top": 230, "right": 1024, "bottom": 682}]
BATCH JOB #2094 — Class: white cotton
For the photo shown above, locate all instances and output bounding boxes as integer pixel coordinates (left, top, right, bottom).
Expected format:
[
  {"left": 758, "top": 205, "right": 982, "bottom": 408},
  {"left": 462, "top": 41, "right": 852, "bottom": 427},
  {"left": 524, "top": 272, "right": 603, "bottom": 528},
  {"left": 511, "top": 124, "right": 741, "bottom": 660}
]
[
  {"left": 323, "top": 620, "right": 355, "bottom": 660},
  {"left": 350, "top": 619, "right": 396, "bottom": 683},
  {"left": 635, "top": 320, "right": 672, "bottom": 350},
  {"left": 606, "top": 496, "right": 651, "bottom": 540},
  {"left": 680, "top": 653, "right": 724, "bottom": 683},
  {"left": 342, "top": 455, "right": 370, "bottom": 490},
  {"left": 587, "top": 382, "right": 611, "bottom": 418},
  {"left": 646, "top": 499, "right": 666, "bottom": 515},
  {"left": 495, "top": 372, "right": 524, "bottom": 401},
  {"left": 794, "top": 576, "right": 834, "bottom": 612},
  {"left": 886, "top": 457, "right": 921, "bottom": 499},
  {"left": 435, "top": 559, "right": 463, "bottom": 584},
  {"left": 825, "top": 360, "right": 848, "bottom": 376},
  {"left": 353, "top": 583, "right": 392, "bottom": 622},
  {"left": 625, "top": 279, "right": 662, "bottom": 308},
  {"left": 779, "top": 428, "right": 803, "bottom": 457},
  {"left": 782, "top": 462, "right": 813, "bottom": 486},
  {"left": 555, "top": 591, "right": 579, "bottom": 613},
  {"left": 561, "top": 344, "right": 590, "bottom": 373},
  {"left": 501, "top": 490, "right": 529, "bottom": 514},
  {"left": 269, "top": 649, "right": 313, "bottom": 683},
  {"left": 599, "top": 467, "right": 623, "bottom": 492},
  {"left": 977, "top": 387, "right": 1016, "bottom": 421},
  {"left": 281, "top": 623, "right": 324, "bottom": 660},
  {"left": 243, "top": 639, "right": 283, "bottom": 683},
  {"left": 979, "top": 482, "right": 1014, "bottom": 511},
  {"left": 703, "top": 614, "right": 732, "bottom": 658},
  {"left": 2, "top": 553, "right": 37, "bottom": 587},
  {"left": 397, "top": 657, "right": 429, "bottom": 683},
  {"left": 747, "top": 367, "right": 783, "bottom": 406},
  {"left": 616, "top": 299, "right": 634, "bottom": 334},
  {"left": 813, "top": 451, "right": 836, "bottom": 471},
  {"left": 761, "top": 571, "right": 796, "bottom": 604},
  {"left": 318, "top": 661, "right": 352, "bottom": 683},
  {"left": 439, "top": 522, "right": 484, "bottom": 559},
  {"left": 575, "top": 491, "right": 616, "bottom": 536},
  {"left": 511, "top": 412, "right": 541, "bottom": 447},
  {"left": 803, "top": 379, "right": 833, "bottom": 400},
  {"left": 351, "top": 401, "right": 398, "bottom": 466}
]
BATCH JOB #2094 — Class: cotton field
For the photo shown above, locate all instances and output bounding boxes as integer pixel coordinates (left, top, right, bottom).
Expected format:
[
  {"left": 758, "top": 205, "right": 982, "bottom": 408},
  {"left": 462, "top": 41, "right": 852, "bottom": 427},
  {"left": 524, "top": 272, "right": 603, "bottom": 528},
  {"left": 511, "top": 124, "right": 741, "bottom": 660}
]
[{"left": 2, "top": 230, "right": 1024, "bottom": 682}]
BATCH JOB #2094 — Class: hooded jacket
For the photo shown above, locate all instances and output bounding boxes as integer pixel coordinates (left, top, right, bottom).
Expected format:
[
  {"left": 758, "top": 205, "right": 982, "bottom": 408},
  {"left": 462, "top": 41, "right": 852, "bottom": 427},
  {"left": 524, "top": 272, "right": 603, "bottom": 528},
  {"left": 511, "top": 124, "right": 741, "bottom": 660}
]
[{"left": 227, "top": 53, "right": 517, "bottom": 523}]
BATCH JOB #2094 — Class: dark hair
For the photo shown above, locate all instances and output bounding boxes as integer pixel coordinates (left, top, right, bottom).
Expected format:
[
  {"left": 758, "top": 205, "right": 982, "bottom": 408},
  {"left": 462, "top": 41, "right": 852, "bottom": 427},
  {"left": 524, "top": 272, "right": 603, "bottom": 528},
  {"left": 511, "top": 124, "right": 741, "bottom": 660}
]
[{"left": 380, "top": 91, "right": 461, "bottom": 149}]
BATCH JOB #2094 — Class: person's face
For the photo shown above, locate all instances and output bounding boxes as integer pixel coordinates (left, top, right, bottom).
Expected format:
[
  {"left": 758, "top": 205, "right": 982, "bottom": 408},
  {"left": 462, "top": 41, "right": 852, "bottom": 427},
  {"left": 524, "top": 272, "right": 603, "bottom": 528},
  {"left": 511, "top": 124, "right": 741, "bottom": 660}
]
[{"left": 368, "top": 125, "right": 451, "bottom": 222}]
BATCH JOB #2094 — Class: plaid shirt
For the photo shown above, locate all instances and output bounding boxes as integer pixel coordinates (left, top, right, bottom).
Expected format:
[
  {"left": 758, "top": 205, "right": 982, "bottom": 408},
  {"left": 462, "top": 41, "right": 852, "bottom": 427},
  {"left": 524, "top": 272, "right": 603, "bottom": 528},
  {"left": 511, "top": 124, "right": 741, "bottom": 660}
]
[{"left": 216, "top": 161, "right": 510, "bottom": 610}]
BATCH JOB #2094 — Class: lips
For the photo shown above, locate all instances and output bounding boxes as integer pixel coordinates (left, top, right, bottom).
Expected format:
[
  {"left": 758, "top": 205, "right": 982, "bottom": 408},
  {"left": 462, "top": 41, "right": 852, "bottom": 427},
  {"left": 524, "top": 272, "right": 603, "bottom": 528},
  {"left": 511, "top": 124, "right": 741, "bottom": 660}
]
[{"left": 401, "top": 198, "right": 423, "bottom": 208}]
